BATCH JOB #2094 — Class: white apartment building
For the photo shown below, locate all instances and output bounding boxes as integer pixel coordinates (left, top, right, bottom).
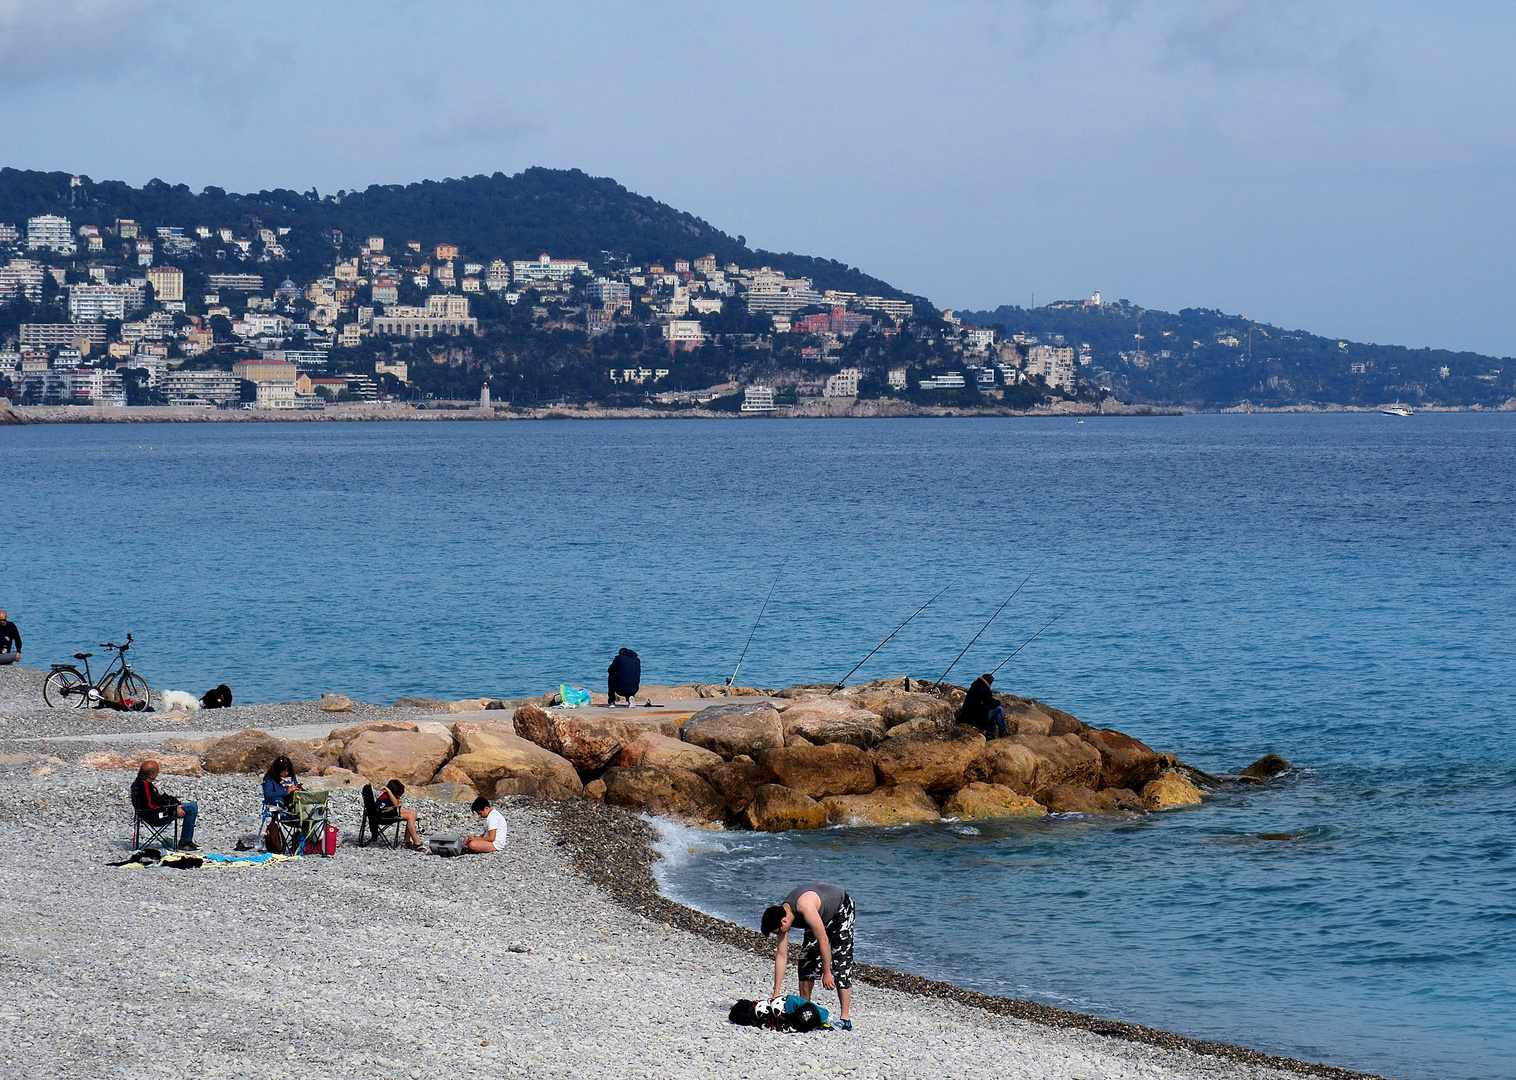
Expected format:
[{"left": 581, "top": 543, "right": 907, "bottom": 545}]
[
  {"left": 743, "top": 268, "right": 824, "bottom": 315},
  {"left": 255, "top": 382, "right": 297, "bottom": 409},
  {"left": 20, "top": 323, "right": 108, "bottom": 350},
  {"left": 965, "top": 327, "right": 996, "bottom": 352},
  {"left": 206, "top": 273, "right": 265, "bottom": 292},
  {"left": 67, "top": 284, "right": 145, "bottom": 322},
  {"left": 741, "top": 385, "right": 776, "bottom": 412},
  {"left": 0, "top": 259, "right": 44, "bottom": 303},
  {"left": 162, "top": 369, "right": 241, "bottom": 406},
  {"left": 918, "top": 371, "right": 967, "bottom": 390},
  {"left": 370, "top": 293, "right": 477, "bottom": 338},
  {"left": 823, "top": 367, "right": 861, "bottom": 398},
  {"left": 233, "top": 312, "right": 294, "bottom": 339},
  {"left": 888, "top": 368, "right": 907, "bottom": 390},
  {"left": 587, "top": 278, "right": 630, "bottom": 307},
  {"left": 663, "top": 319, "right": 706, "bottom": 344},
  {"left": 1026, "top": 344, "right": 1077, "bottom": 391},
  {"left": 512, "top": 254, "right": 590, "bottom": 282},
  {"left": 26, "top": 215, "right": 74, "bottom": 254}
]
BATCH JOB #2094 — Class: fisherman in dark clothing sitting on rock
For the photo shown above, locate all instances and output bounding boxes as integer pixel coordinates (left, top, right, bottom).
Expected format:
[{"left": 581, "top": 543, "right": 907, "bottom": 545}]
[
  {"left": 957, "top": 673, "right": 1007, "bottom": 739},
  {"left": 606, "top": 647, "right": 641, "bottom": 707}
]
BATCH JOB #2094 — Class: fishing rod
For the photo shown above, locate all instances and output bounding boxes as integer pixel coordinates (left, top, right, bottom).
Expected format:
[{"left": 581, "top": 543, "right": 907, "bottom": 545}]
[
  {"left": 726, "top": 573, "right": 779, "bottom": 694},
  {"left": 934, "top": 555, "right": 1046, "bottom": 689},
  {"left": 988, "top": 607, "right": 1068, "bottom": 677},
  {"left": 830, "top": 576, "right": 960, "bottom": 693}
]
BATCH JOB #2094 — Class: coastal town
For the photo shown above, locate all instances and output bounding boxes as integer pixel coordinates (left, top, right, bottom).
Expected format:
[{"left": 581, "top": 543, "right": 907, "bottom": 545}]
[{"left": 0, "top": 195, "right": 1090, "bottom": 412}]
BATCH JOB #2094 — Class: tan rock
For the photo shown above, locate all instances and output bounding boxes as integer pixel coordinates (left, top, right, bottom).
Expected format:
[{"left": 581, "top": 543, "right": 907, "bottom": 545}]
[
  {"left": 755, "top": 744, "right": 877, "bottom": 799},
  {"left": 317, "top": 692, "right": 354, "bottom": 712},
  {"left": 305, "top": 768, "right": 365, "bottom": 790},
  {"left": 583, "top": 778, "right": 607, "bottom": 803},
  {"left": 339, "top": 729, "right": 454, "bottom": 786},
  {"left": 512, "top": 704, "right": 561, "bottom": 753},
  {"left": 79, "top": 750, "right": 203, "bottom": 776},
  {"left": 884, "top": 718, "right": 936, "bottom": 739},
  {"left": 780, "top": 703, "right": 888, "bottom": 749},
  {"left": 552, "top": 715, "right": 647, "bottom": 772},
  {"left": 941, "top": 782, "right": 1046, "bottom": 820},
  {"left": 1141, "top": 771, "right": 1204, "bottom": 810},
  {"left": 328, "top": 719, "right": 418, "bottom": 743},
  {"left": 1012, "top": 732, "right": 1103, "bottom": 790},
  {"left": 417, "top": 781, "right": 480, "bottom": 803},
  {"left": 615, "top": 731, "right": 723, "bottom": 771},
  {"left": 744, "top": 784, "right": 827, "bottom": 831},
  {"left": 1084, "top": 728, "right": 1163, "bottom": 791},
  {"left": 431, "top": 762, "right": 475, "bottom": 786},
  {"left": 493, "top": 774, "right": 582, "bottom": 801},
  {"left": 980, "top": 738, "right": 1041, "bottom": 794},
  {"left": 600, "top": 766, "right": 726, "bottom": 822},
  {"left": 694, "top": 760, "right": 771, "bottom": 815},
  {"left": 873, "top": 693, "right": 954, "bottom": 729},
  {"left": 872, "top": 727, "right": 987, "bottom": 795},
  {"left": 1037, "top": 784, "right": 1143, "bottom": 815},
  {"left": 202, "top": 730, "right": 320, "bottom": 776},
  {"left": 822, "top": 783, "right": 941, "bottom": 827},
  {"left": 309, "top": 739, "right": 345, "bottom": 762},
  {"left": 679, "top": 703, "right": 784, "bottom": 759},
  {"left": 697, "top": 683, "right": 762, "bottom": 697},
  {"left": 162, "top": 737, "right": 215, "bottom": 755},
  {"left": 448, "top": 719, "right": 582, "bottom": 796}
]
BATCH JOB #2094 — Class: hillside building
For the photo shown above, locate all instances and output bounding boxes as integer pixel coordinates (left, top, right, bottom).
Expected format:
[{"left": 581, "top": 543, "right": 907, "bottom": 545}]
[{"left": 26, "top": 214, "right": 73, "bottom": 254}]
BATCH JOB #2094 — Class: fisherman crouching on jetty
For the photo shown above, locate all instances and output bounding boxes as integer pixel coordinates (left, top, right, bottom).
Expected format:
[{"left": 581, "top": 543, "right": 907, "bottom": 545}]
[
  {"left": 763, "top": 882, "right": 855, "bottom": 1030},
  {"left": 606, "top": 647, "right": 640, "bottom": 707},
  {"left": 957, "top": 673, "right": 1007, "bottom": 739}
]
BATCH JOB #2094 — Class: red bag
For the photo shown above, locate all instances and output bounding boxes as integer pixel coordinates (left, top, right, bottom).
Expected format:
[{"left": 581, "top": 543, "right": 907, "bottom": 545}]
[{"left": 322, "top": 824, "right": 338, "bottom": 857}]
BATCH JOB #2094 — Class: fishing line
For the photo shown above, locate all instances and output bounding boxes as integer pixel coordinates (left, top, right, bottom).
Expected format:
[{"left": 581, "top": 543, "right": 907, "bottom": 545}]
[
  {"left": 726, "top": 573, "right": 779, "bottom": 692},
  {"left": 989, "top": 606, "right": 1068, "bottom": 677},
  {"left": 935, "top": 555, "right": 1046, "bottom": 688},
  {"left": 829, "top": 576, "right": 960, "bottom": 693}
]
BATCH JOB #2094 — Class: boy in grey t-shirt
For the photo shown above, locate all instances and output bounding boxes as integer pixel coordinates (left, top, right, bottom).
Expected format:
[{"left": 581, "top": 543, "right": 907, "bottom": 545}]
[{"left": 761, "top": 882, "right": 855, "bottom": 1028}]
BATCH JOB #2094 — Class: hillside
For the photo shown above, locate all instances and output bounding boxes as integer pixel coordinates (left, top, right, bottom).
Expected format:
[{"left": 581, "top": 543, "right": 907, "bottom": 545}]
[
  {"left": 958, "top": 300, "right": 1516, "bottom": 410},
  {"left": 0, "top": 167, "right": 916, "bottom": 302}
]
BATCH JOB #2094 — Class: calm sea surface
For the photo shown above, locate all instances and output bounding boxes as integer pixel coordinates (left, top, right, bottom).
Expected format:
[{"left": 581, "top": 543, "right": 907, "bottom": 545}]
[{"left": 4, "top": 415, "right": 1513, "bottom": 1079}]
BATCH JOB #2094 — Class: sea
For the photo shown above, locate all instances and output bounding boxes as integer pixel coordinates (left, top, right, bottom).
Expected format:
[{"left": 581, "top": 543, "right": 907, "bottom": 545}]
[{"left": 4, "top": 414, "right": 1513, "bottom": 1080}]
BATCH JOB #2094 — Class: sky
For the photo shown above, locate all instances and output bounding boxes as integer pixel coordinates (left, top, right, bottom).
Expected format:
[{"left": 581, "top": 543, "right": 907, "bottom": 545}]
[{"left": 0, "top": 1, "right": 1512, "bottom": 355}]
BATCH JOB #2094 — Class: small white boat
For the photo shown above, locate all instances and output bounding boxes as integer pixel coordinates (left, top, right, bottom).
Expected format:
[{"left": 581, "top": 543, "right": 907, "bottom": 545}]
[{"left": 1381, "top": 402, "right": 1413, "bottom": 417}]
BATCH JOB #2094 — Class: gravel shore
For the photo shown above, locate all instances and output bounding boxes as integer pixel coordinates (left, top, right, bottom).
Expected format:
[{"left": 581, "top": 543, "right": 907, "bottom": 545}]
[{"left": 0, "top": 681, "right": 1376, "bottom": 1080}]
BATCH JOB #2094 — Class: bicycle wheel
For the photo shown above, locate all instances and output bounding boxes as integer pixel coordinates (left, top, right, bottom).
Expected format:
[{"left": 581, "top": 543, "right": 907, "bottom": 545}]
[
  {"left": 117, "top": 672, "right": 152, "bottom": 712},
  {"left": 43, "top": 669, "right": 89, "bottom": 708}
]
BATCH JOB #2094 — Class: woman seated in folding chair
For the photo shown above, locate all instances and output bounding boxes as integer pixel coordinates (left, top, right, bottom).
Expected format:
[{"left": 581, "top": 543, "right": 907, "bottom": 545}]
[
  {"left": 261, "top": 756, "right": 303, "bottom": 810},
  {"left": 376, "top": 779, "right": 425, "bottom": 852}
]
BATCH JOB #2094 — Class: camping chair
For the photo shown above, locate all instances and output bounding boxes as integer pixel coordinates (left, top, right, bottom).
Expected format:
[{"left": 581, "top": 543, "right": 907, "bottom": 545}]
[
  {"left": 289, "top": 790, "right": 331, "bottom": 856},
  {"left": 131, "top": 803, "right": 181, "bottom": 851},
  {"left": 359, "top": 784, "right": 403, "bottom": 849}
]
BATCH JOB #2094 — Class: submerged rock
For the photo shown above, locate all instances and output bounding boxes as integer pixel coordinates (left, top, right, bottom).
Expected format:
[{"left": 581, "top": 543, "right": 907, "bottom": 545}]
[
  {"left": 1241, "top": 753, "right": 1292, "bottom": 779},
  {"left": 1141, "top": 771, "right": 1204, "bottom": 810},
  {"left": 942, "top": 782, "right": 1046, "bottom": 820}
]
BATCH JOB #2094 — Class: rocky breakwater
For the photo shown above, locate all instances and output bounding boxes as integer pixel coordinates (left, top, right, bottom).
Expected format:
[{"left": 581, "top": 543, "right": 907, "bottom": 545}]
[{"left": 79, "top": 679, "right": 1287, "bottom": 833}]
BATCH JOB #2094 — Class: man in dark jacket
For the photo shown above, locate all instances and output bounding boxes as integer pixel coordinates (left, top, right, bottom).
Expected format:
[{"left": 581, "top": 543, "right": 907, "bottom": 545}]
[
  {"left": 130, "top": 760, "right": 199, "bottom": 850},
  {"left": 606, "top": 647, "right": 641, "bottom": 707},
  {"left": 957, "top": 673, "right": 1007, "bottom": 739},
  {"left": 0, "top": 610, "right": 20, "bottom": 665}
]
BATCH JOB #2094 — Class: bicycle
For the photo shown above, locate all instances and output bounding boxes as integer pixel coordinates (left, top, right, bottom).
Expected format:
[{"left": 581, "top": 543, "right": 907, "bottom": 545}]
[{"left": 43, "top": 634, "right": 153, "bottom": 711}]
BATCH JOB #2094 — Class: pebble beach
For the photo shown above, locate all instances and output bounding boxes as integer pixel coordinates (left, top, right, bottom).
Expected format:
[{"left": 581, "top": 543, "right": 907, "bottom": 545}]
[{"left": 0, "top": 664, "right": 1370, "bottom": 1080}]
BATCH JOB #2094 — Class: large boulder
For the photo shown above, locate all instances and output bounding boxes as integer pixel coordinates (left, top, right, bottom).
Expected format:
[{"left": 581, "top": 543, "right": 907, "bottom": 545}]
[
  {"left": 980, "top": 738, "right": 1041, "bottom": 795},
  {"left": 328, "top": 719, "right": 418, "bottom": 742},
  {"left": 317, "top": 693, "right": 354, "bottom": 713},
  {"left": 201, "top": 730, "right": 320, "bottom": 776},
  {"left": 694, "top": 759, "right": 772, "bottom": 816},
  {"left": 1037, "top": 784, "right": 1143, "bottom": 815},
  {"left": 821, "top": 783, "right": 941, "bottom": 827},
  {"left": 744, "top": 784, "right": 827, "bottom": 831},
  {"left": 304, "top": 767, "right": 365, "bottom": 790},
  {"left": 1011, "top": 733, "right": 1102, "bottom": 790},
  {"left": 884, "top": 718, "right": 936, "bottom": 739},
  {"left": 679, "top": 703, "right": 784, "bottom": 759},
  {"left": 339, "top": 729, "right": 453, "bottom": 786},
  {"left": 872, "top": 693, "right": 954, "bottom": 730},
  {"left": 1141, "top": 771, "right": 1204, "bottom": 810},
  {"left": 780, "top": 704, "right": 888, "bottom": 749},
  {"left": 871, "top": 727, "right": 987, "bottom": 795},
  {"left": 1084, "top": 728, "right": 1163, "bottom": 791},
  {"left": 513, "top": 705, "right": 671, "bottom": 771},
  {"left": 493, "top": 774, "right": 582, "bottom": 800},
  {"left": 80, "top": 750, "right": 203, "bottom": 777},
  {"left": 1241, "top": 753, "right": 1292, "bottom": 779},
  {"left": 448, "top": 719, "right": 582, "bottom": 796},
  {"left": 417, "top": 781, "right": 479, "bottom": 803},
  {"left": 941, "top": 782, "right": 1046, "bottom": 820},
  {"left": 600, "top": 766, "right": 726, "bottom": 822},
  {"left": 512, "top": 704, "right": 561, "bottom": 753},
  {"left": 615, "top": 731, "right": 723, "bottom": 771},
  {"left": 755, "top": 744, "right": 876, "bottom": 799}
]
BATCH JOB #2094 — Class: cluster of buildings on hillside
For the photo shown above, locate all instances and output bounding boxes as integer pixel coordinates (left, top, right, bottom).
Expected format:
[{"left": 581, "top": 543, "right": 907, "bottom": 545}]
[{"left": 0, "top": 200, "right": 1086, "bottom": 407}]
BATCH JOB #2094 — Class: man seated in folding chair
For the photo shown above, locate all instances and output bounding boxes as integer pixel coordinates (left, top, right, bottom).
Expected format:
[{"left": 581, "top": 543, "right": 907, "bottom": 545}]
[
  {"left": 130, "top": 760, "right": 199, "bottom": 852},
  {"left": 362, "top": 779, "right": 423, "bottom": 851}
]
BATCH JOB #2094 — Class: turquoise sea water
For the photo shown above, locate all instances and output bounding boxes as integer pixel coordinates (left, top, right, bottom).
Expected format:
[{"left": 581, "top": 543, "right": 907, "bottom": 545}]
[{"left": 3, "top": 415, "right": 1513, "bottom": 1079}]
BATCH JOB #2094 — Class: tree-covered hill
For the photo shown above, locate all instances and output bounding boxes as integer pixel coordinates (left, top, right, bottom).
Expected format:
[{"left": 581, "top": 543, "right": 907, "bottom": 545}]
[
  {"left": 959, "top": 300, "right": 1516, "bottom": 409},
  {"left": 0, "top": 166, "right": 918, "bottom": 302}
]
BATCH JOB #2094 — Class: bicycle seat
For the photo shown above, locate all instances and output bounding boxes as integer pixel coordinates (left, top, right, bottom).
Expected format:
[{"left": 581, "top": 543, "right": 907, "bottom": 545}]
[{"left": 74, "top": 652, "right": 92, "bottom": 660}]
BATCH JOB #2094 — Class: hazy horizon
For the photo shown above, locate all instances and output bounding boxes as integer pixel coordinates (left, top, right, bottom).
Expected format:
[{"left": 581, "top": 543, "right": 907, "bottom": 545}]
[{"left": 1, "top": 2, "right": 1511, "bottom": 355}]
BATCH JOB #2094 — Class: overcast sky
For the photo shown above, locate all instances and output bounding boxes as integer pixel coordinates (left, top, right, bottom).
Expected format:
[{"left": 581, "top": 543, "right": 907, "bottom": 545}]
[{"left": 1, "top": 1, "right": 1511, "bottom": 354}]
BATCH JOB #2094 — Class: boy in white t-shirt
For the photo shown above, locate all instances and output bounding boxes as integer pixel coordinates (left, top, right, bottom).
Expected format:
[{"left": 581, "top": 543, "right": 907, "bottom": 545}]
[{"left": 464, "top": 796, "right": 507, "bottom": 853}]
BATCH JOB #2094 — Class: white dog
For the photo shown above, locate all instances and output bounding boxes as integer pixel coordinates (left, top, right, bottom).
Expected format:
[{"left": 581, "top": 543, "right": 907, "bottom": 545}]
[{"left": 160, "top": 689, "right": 203, "bottom": 712}]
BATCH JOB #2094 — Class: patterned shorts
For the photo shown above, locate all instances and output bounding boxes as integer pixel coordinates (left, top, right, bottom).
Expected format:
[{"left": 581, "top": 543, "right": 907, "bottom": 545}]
[{"left": 798, "top": 893, "right": 855, "bottom": 989}]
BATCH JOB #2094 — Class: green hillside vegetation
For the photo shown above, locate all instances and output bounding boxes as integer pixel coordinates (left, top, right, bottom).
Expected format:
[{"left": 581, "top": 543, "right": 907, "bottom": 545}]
[{"left": 959, "top": 301, "right": 1516, "bottom": 409}]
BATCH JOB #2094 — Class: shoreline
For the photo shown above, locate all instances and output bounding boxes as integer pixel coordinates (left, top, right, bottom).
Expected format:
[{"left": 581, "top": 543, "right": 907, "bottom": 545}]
[{"left": 549, "top": 799, "right": 1383, "bottom": 1080}]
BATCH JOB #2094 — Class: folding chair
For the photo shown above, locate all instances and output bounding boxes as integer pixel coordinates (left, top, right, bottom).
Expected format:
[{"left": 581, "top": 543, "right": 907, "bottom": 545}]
[
  {"left": 289, "top": 790, "right": 331, "bottom": 856},
  {"left": 132, "top": 807, "right": 181, "bottom": 851},
  {"left": 359, "top": 784, "right": 403, "bottom": 848}
]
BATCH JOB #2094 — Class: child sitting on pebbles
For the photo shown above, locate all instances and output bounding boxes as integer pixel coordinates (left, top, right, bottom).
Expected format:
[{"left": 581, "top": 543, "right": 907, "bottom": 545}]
[{"left": 463, "top": 796, "right": 506, "bottom": 853}]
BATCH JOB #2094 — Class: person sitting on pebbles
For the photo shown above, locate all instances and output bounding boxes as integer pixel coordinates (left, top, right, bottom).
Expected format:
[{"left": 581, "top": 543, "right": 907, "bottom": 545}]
[
  {"left": 463, "top": 796, "right": 506, "bottom": 853},
  {"left": 762, "top": 882, "right": 855, "bottom": 1030},
  {"left": 376, "top": 779, "right": 425, "bottom": 851}
]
